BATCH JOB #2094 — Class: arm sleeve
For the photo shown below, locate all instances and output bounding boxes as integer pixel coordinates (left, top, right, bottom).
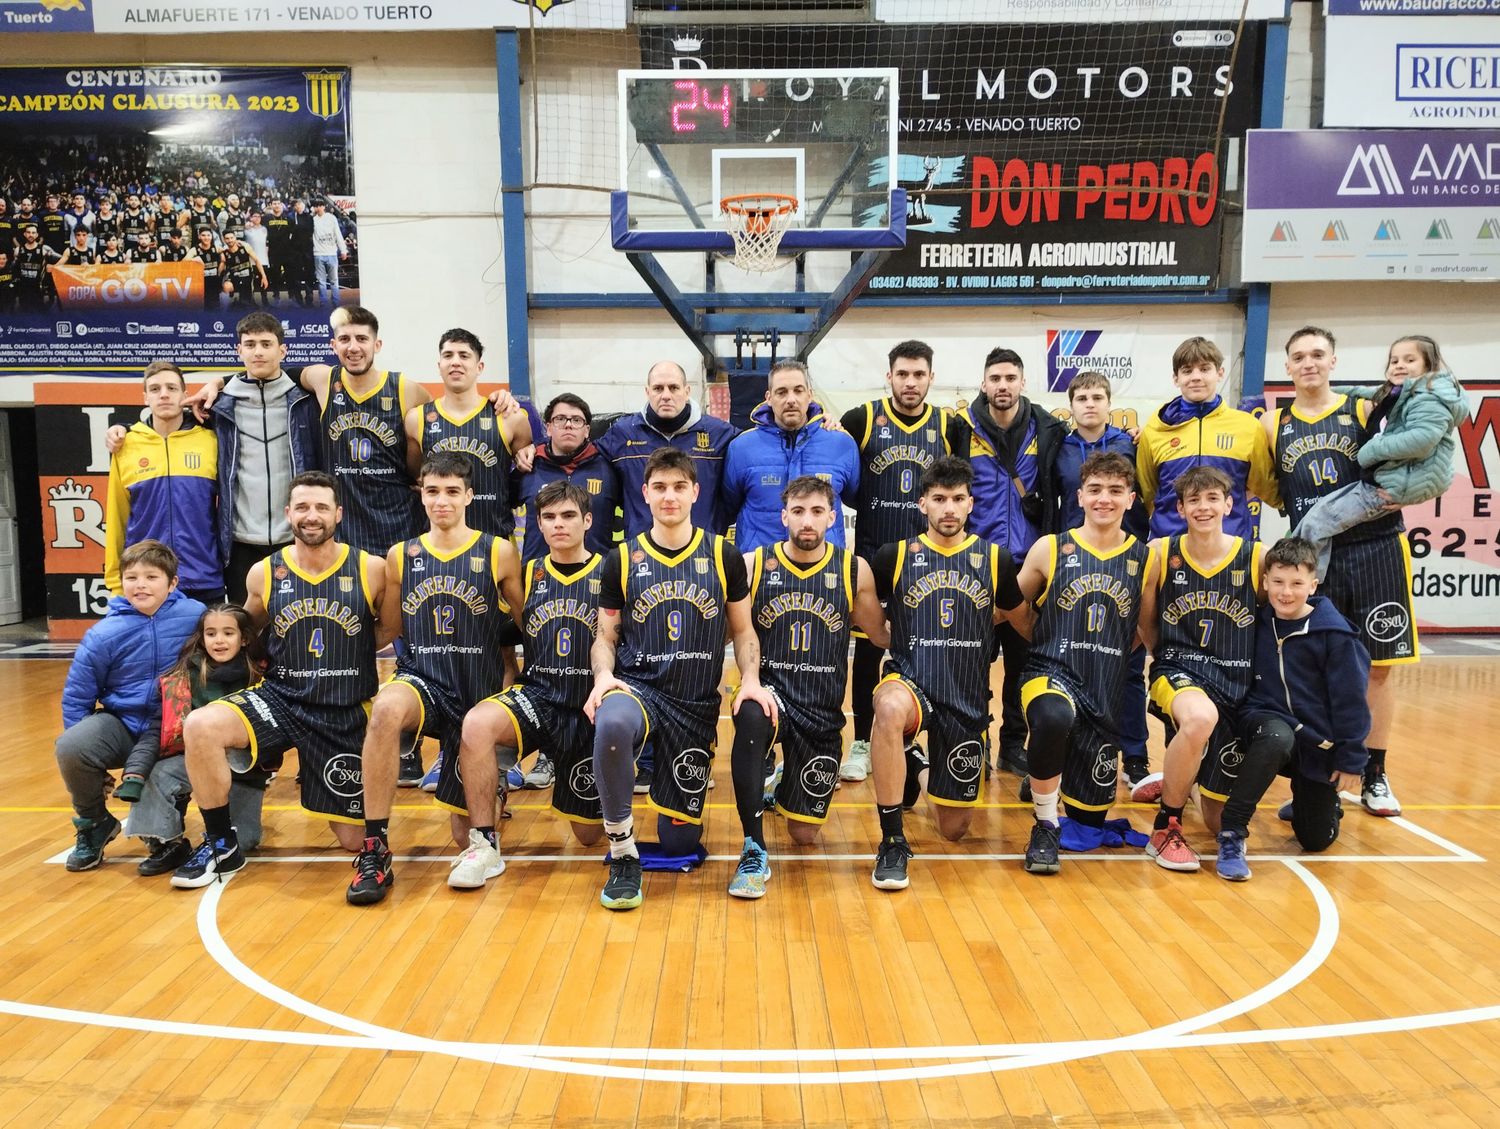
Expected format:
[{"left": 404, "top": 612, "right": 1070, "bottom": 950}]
[
  {"left": 872, "top": 543, "right": 898, "bottom": 603},
  {"left": 61, "top": 630, "right": 106, "bottom": 730},
  {"left": 839, "top": 406, "right": 865, "bottom": 441},
  {"left": 722, "top": 542, "right": 750, "bottom": 603},
  {"left": 1327, "top": 634, "right": 1373, "bottom": 774},
  {"left": 994, "top": 547, "right": 1024, "bottom": 611},
  {"left": 1357, "top": 395, "right": 1454, "bottom": 467},
  {"left": 599, "top": 548, "right": 624, "bottom": 612},
  {"left": 103, "top": 452, "right": 129, "bottom": 595}
]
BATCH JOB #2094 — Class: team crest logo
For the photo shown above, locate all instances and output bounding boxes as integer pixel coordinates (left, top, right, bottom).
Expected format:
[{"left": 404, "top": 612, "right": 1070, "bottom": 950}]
[
  {"left": 587, "top": 478, "right": 602, "bottom": 494},
  {"left": 694, "top": 558, "right": 709, "bottom": 574},
  {"left": 303, "top": 70, "right": 345, "bottom": 120},
  {"left": 631, "top": 549, "right": 646, "bottom": 563},
  {"left": 1338, "top": 414, "right": 1353, "bottom": 425},
  {"left": 1231, "top": 569, "right": 1246, "bottom": 586},
  {"left": 588, "top": 578, "right": 601, "bottom": 594},
  {"left": 696, "top": 432, "right": 711, "bottom": 450},
  {"left": 926, "top": 429, "right": 937, "bottom": 443},
  {"left": 381, "top": 397, "right": 394, "bottom": 412},
  {"left": 1126, "top": 559, "right": 1139, "bottom": 576},
  {"left": 824, "top": 572, "right": 838, "bottom": 589},
  {"left": 969, "top": 552, "right": 983, "bottom": 568},
  {"left": 470, "top": 557, "right": 484, "bottom": 573},
  {"left": 274, "top": 565, "right": 289, "bottom": 580},
  {"left": 1061, "top": 542, "right": 1076, "bottom": 555},
  {"left": 408, "top": 543, "right": 422, "bottom": 556},
  {"left": 479, "top": 416, "right": 493, "bottom": 431},
  {"left": 1216, "top": 434, "right": 1234, "bottom": 451},
  {"left": 338, "top": 575, "right": 354, "bottom": 592},
  {"left": 816, "top": 472, "right": 831, "bottom": 482},
  {"left": 1168, "top": 555, "right": 1183, "bottom": 569}
]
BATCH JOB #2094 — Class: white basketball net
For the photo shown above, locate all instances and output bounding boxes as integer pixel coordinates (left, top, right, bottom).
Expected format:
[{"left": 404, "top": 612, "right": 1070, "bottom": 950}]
[{"left": 721, "top": 195, "right": 798, "bottom": 272}]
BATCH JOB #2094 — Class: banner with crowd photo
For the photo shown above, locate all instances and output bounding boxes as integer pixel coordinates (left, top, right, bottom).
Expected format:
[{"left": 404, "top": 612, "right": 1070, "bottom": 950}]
[
  {"left": 1262, "top": 381, "right": 1500, "bottom": 633},
  {"left": 0, "top": 65, "right": 356, "bottom": 369},
  {"left": 643, "top": 23, "right": 1261, "bottom": 296}
]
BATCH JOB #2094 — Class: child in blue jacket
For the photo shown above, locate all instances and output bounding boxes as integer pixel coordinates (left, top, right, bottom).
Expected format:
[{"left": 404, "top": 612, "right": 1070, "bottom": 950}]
[
  {"left": 1297, "top": 334, "right": 1466, "bottom": 578},
  {"left": 1211, "top": 537, "right": 1371, "bottom": 882},
  {"left": 54, "top": 540, "right": 205, "bottom": 872}
]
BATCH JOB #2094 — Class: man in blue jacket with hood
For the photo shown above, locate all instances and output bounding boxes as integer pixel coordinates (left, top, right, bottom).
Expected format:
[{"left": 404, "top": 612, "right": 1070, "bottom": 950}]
[
  {"left": 722, "top": 360, "right": 860, "bottom": 553},
  {"left": 55, "top": 540, "right": 205, "bottom": 872}
]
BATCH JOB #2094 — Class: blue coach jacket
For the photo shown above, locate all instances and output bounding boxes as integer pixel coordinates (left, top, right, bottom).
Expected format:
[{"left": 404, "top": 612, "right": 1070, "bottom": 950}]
[{"left": 595, "top": 403, "right": 738, "bottom": 536}]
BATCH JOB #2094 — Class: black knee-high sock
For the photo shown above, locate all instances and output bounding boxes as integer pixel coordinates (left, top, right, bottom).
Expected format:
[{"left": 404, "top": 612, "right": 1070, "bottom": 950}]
[{"left": 730, "top": 700, "right": 774, "bottom": 847}]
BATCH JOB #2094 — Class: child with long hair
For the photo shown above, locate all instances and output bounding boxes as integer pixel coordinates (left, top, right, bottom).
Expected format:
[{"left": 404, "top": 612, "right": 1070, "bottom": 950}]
[
  {"left": 1295, "top": 334, "right": 1466, "bottom": 579},
  {"left": 123, "top": 604, "right": 272, "bottom": 876}
]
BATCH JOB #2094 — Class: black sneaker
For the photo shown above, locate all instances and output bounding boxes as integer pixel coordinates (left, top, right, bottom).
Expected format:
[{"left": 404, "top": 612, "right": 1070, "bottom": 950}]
[
  {"left": 137, "top": 836, "right": 193, "bottom": 877},
  {"left": 998, "top": 743, "right": 1028, "bottom": 777},
  {"left": 601, "top": 853, "right": 644, "bottom": 910},
  {"left": 347, "top": 837, "right": 395, "bottom": 905},
  {"left": 64, "top": 812, "right": 121, "bottom": 872},
  {"left": 170, "top": 834, "right": 246, "bottom": 888},
  {"left": 1018, "top": 775, "right": 1033, "bottom": 803},
  {"left": 397, "top": 749, "right": 424, "bottom": 788},
  {"left": 1123, "top": 757, "right": 1150, "bottom": 788},
  {"left": 872, "top": 835, "right": 914, "bottom": 890},
  {"left": 902, "top": 744, "right": 928, "bottom": 810},
  {"left": 633, "top": 764, "right": 653, "bottom": 795},
  {"left": 1023, "top": 820, "right": 1061, "bottom": 875}
]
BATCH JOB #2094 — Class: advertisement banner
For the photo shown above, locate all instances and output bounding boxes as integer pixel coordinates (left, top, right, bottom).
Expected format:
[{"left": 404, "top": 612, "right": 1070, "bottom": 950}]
[
  {"left": 0, "top": 65, "right": 356, "bottom": 368},
  {"left": 645, "top": 24, "right": 1261, "bottom": 296},
  {"left": 1, "top": 0, "right": 627, "bottom": 33},
  {"left": 877, "top": 0, "right": 1286, "bottom": 22},
  {"left": 1326, "top": 0, "right": 1500, "bottom": 14},
  {"left": 1045, "top": 328, "right": 1139, "bottom": 396},
  {"left": 1263, "top": 381, "right": 1500, "bottom": 632},
  {"left": 1324, "top": 16, "right": 1500, "bottom": 127},
  {"left": 1242, "top": 128, "right": 1500, "bottom": 282}
]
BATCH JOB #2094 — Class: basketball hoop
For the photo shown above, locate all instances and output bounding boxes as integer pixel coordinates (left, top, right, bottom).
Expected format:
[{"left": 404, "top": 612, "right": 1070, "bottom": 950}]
[{"left": 720, "top": 193, "right": 798, "bottom": 272}]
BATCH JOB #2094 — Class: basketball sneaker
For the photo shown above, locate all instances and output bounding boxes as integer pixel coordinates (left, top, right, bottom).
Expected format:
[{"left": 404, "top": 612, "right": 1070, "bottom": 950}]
[
  {"left": 762, "top": 761, "right": 783, "bottom": 809},
  {"left": 64, "top": 812, "right": 121, "bottom": 872},
  {"left": 137, "top": 836, "right": 192, "bottom": 877},
  {"left": 1361, "top": 771, "right": 1401, "bottom": 817},
  {"left": 1130, "top": 771, "right": 1165, "bottom": 805},
  {"left": 522, "top": 753, "right": 555, "bottom": 790},
  {"left": 171, "top": 834, "right": 246, "bottom": 888},
  {"left": 1215, "top": 830, "right": 1251, "bottom": 882},
  {"left": 728, "top": 838, "right": 771, "bottom": 900},
  {"left": 346, "top": 837, "right": 395, "bottom": 905},
  {"left": 871, "top": 835, "right": 913, "bottom": 890},
  {"left": 839, "top": 739, "right": 872, "bottom": 782},
  {"left": 601, "top": 853, "right": 644, "bottom": 910},
  {"left": 1022, "top": 819, "right": 1061, "bottom": 875},
  {"left": 419, "top": 752, "right": 443, "bottom": 793},
  {"left": 448, "top": 828, "right": 505, "bottom": 889},
  {"left": 1278, "top": 800, "right": 1294, "bottom": 822},
  {"left": 633, "top": 765, "right": 653, "bottom": 795},
  {"left": 1123, "top": 757, "right": 1150, "bottom": 788},
  {"left": 902, "top": 744, "right": 927, "bottom": 810},
  {"left": 397, "top": 748, "right": 423, "bottom": 788},
  {"left": 997, "top": 743, "right": 1028, "bottom": 777},
  {"left": 1146, "top": 817, "right": 1200, "bottom": 872}
]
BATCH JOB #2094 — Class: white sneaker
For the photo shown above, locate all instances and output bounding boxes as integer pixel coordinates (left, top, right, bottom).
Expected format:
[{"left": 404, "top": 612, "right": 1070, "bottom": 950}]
[
  {"left": 1130, "top": 771, "right": 1165, "bottom": 805},
  {"left": 1361, "top": 772, "right": 1401, "bottom": 817},
  {"left": 448, "top": 828, "right": 505, "bottom": 889},
  {"left": 840, "top": 739, "right": 872, "bottom": 782},
  {"left": 522, "top": 753, "right": 555, "bottom": 790}
]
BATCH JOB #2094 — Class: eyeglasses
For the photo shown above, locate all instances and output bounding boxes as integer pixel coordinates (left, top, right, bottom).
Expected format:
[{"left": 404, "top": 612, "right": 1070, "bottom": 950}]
[{"left": 548, "top": 415, "right": 588, "bottom": 428}]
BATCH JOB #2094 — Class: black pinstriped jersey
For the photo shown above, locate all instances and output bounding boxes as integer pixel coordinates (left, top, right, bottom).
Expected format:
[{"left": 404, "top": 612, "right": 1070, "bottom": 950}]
[
  {"left": 885, "top": 533, "right": 1005, "bottom": 723},
  {"left": 520, "top": 554, "right": 602, "bottom": 710},
  {"left": 261, "top": 544, "right": 377, "bottom": 708},
  {"left": 1029, "top": 530, "right": 1149, "bottom": 719},
  {"left": 1153, "top": 535, "right": 1259, "bottom": 704},
  {"left": 393, "top": 530, "right": 509, "bottom": 709},
  {"left": 1273, "top": 395, "right": 1403, "bottom": 544},
  {"left": 751, "top": 543, "right": 854, "bottom": 734},
  {"left": 612, "top": 530, "right": 731, "bottom": 707},
  {"left": 321, "top": 367, "right": 421, "bottom": 555},
  {"left": 418, "top": 400, "right": 514, "bottom": 537},
  {"left": 853, "top": 398, "right": 955, "bottom": 559}
]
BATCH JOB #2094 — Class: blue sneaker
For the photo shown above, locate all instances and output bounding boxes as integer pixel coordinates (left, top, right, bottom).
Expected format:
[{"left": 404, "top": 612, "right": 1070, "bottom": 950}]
[
  {"left": 761, "top": 762, "right": 783, "bottom": 809},
  {"left": 1277, "top": 800, "right": 1294, "bottom": 822},
  {"left": 1216, "top": 830, "right": 1251, "bottom": 882},
  {"left": 728, "top": 837, "right": 771, "bottom": 899},
  {"left": 420, "top": 752, "right": 443, "bottom": 793},
  {"left": 504, "top": 761, "right": 526, "bottom": 791}
]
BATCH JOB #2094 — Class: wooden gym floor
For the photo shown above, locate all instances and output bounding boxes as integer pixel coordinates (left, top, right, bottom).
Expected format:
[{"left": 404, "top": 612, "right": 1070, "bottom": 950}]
[{"left": 1, "top": 654, "right": 1498, "bottom": 1129}]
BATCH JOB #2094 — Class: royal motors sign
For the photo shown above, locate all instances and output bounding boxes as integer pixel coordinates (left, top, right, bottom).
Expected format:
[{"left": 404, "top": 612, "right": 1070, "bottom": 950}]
[
  {"left": 1325, "top": 15, "right": 1500, "bottom": 127},
  {"left": 1242, "top": 128, "right": 1500, "bottom": 281}
]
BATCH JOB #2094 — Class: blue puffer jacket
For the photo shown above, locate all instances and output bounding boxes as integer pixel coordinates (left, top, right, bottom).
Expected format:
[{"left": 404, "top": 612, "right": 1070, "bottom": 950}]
[
  {"left": 1348, "top": 371, "right": 1467, "bottom": 505},
  {"left": 721, "top": 401, "right": 861, "bottom": 553},
  {"left": 61, "top": 589, "right": 207, "bottom": 736},
  {"left": 1245, "top": 596, "right": 1371, "bottom": 781}
]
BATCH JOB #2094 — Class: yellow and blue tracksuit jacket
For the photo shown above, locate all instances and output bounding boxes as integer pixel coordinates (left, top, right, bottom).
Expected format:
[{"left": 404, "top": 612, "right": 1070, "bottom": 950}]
[
  {"left": 1137, "top": 399, "right": 1280, "bottom": 539},
  {"left": 105, "top": 420, "right": 221, "bottom": 594}
]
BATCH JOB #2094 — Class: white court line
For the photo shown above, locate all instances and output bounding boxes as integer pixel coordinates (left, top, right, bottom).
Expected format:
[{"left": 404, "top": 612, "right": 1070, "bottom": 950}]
[{"left": 189, "top": 860, "right": 1341, "bottom": 1080}]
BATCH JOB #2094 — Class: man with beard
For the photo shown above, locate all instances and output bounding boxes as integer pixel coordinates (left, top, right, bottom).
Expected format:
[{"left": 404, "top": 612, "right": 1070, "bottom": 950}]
[
  {"left": 838, "top": 340, "right": 971, "bottom": 784},
  {"left": 170, "top": 472, "right": 395, "bottom": 887},
  {"left": 14, "top": 224, "right": 58, "bottom": 312},
  {"left": 515, "top": 393, "right": 619, "bottom": 560},
  {"left": 965, "top": 347, "right": 1064, "bottom": 786}
]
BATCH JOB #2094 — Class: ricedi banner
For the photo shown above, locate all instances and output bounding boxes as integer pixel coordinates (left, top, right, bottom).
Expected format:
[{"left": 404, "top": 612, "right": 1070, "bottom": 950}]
[
  {"left": 644, "top": 23, "right": 1261, "bottom": 296},
  {"left": 1324, "top": 15, "right": 1500, "bottom": 128},
  {"left": 1242, "top": 128, "right": 1500, "bottom": 282},
  {"left": 0, "top": 65, "right": 355, "bottom": 369}
]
